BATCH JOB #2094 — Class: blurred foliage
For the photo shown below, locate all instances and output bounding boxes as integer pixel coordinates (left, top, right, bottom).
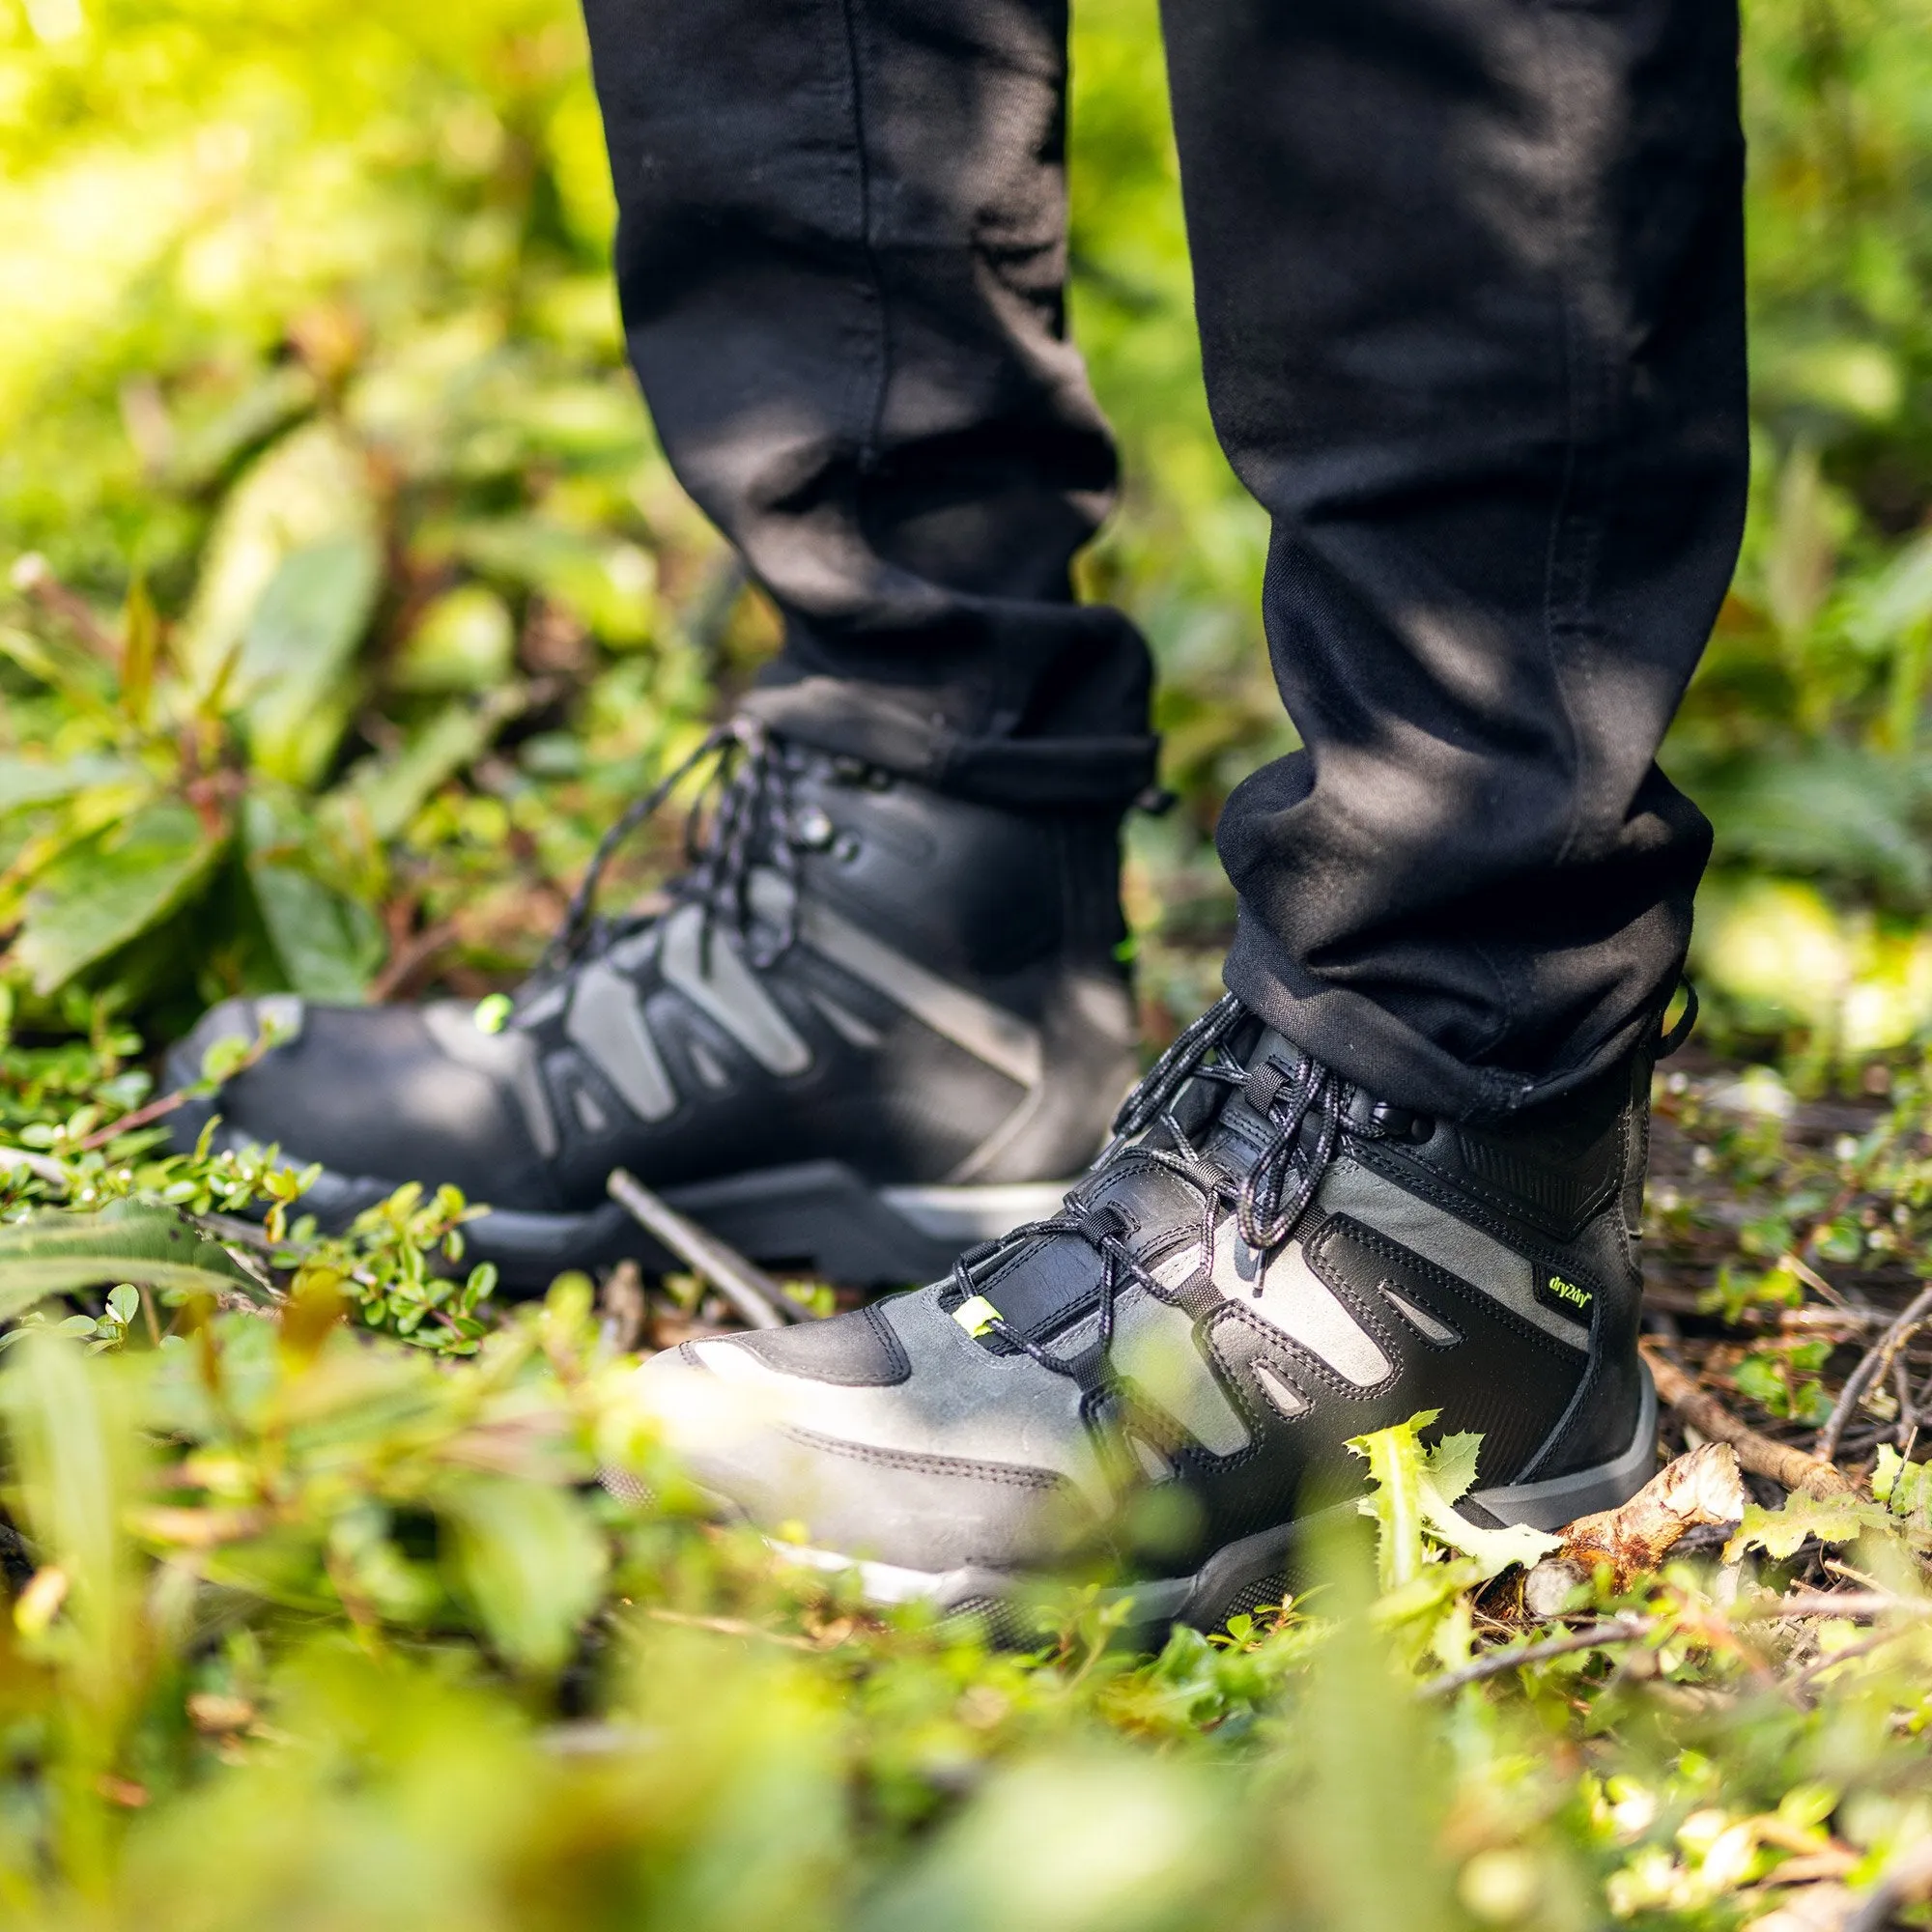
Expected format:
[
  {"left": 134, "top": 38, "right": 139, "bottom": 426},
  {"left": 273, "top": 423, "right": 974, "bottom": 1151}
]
[{"left": 7, "top": 0, "right": 1932, "bottom": 1925}]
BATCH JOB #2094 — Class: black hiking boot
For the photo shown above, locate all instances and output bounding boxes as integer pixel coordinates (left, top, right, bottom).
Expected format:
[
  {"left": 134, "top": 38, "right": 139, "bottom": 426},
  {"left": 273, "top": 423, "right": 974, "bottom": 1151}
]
[
  {"left": 633, "top": 993, "right": 1669, "bottom": 1631},
  {"left": 167, "top": 721, "right": 1139, "bottom": 1288}
]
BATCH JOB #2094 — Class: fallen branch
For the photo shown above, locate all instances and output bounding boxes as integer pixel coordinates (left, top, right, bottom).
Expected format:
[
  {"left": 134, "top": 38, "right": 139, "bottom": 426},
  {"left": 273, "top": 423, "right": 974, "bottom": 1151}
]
[
  {"left": 608, "top": 1168, "right": 803, "bottom": 1331},
  {"left": 1641, "top": 1342, "right": 1854, "bottom": 1497},
  {"left": 1419, "top": 1615, "right": 1653, "bottom": 1698},
  {"left": 1819, "top": 1283, "right": 1932, "bottom": 1463}
]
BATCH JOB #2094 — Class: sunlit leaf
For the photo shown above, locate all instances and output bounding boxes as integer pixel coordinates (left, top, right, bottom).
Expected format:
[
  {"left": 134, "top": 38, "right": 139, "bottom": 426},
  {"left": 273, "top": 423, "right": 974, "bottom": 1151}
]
[
  {"left": 14, "top": 799, "right": 224, "bottom": 995},
  {"left": 0, "top": 1201, "right": 267, "bottom": 1315},
  {"left": 437, "top": 1475, "right": 607, "bottom": 1674}
]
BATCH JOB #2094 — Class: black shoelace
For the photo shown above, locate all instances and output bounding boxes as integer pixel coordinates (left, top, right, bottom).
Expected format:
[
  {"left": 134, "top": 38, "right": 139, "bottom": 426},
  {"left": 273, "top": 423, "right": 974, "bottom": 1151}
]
[
  {"left": 530, "top": 717, "right": 808, "bottom": 993},
  {"left": 946, "top": 992, "right": 1400, "bottom": 1404}
]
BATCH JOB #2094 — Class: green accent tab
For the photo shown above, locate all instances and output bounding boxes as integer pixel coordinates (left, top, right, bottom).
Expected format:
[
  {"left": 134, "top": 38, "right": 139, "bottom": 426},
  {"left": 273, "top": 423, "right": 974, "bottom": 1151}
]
[
  {"left": 952, "top": 1294, "right": 1001, "bottom": 1338},
  {"left": 472, "top": 992, "right": 514, "bottom": 1036}
]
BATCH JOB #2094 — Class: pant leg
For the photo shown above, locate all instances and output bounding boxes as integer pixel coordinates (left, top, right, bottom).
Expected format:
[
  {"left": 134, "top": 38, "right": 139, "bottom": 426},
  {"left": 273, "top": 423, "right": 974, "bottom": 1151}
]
[
  {"left": 1159, "top": 0, "right": 1747, "bottom": 1121},
  {"left": 581, "top": 0, "right": 1157, "bottom": 810}
]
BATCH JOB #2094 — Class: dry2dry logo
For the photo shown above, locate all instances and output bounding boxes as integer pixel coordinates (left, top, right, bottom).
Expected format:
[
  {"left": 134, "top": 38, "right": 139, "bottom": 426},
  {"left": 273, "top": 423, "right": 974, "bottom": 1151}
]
[{"left": 1534, "top": 1270, "right": 1595, "bottom": 1324}]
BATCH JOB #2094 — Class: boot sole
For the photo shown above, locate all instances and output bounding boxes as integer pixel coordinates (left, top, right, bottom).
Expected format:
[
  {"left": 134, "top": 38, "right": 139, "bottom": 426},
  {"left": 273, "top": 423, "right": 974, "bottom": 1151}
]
[
  {"left": 270, "top": 1153, "right": 1074, "bottom": 1291},
  {"left": 765, "top": 1366, "right": 1660, "bottom": 1642}
]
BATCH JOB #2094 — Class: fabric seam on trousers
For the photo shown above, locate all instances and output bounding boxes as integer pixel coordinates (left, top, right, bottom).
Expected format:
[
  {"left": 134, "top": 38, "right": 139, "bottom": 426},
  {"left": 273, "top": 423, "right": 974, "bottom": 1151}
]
[
  {"left": 1537, "top": 2, "right": 1605, "bottom": 885},
  {"left": 834, "top": 0, "right": 891, "bottom": 475}
]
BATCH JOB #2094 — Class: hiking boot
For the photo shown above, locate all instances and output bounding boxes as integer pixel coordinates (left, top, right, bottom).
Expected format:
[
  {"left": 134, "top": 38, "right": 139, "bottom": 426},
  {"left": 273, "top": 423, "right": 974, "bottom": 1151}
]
[
  {"left": 166, "top": 721, "right": 1139, "bottom": 1288},
  {"left": 633, "top": 993, "right": 1670, "bottom": 1630}
]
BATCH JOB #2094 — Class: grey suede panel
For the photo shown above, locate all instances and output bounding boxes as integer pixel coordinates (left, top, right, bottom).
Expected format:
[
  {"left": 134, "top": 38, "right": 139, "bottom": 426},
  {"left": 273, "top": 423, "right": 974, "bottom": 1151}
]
[
  {"left": 1107, "top": 1284, "right": 1251, "bottom": 1456},
  {"left": 680, "top": 1285, "right": 1112, "bottom": 1506},
  {"left": 1315, "top": 1158, "right": 1584, "bottom": 1350},
  {"left": 630, "top": 1346, "right": 1094, "bottom": 1571},
  {"left": 421, "top": 1001, "right": 560, "bottom": 1156},
  {"left": 659, "top": 902, "right": 811, "bottom": 1075},
  {"left": 1206, "top": 1229, "right": 1392, "bottom": 1386}
]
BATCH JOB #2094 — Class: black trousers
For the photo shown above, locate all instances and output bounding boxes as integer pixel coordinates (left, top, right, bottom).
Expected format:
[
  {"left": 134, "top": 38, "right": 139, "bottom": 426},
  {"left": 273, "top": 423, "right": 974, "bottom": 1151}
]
[{"left": 580, "top": 0, "right": 1747, "bottom": 1123}]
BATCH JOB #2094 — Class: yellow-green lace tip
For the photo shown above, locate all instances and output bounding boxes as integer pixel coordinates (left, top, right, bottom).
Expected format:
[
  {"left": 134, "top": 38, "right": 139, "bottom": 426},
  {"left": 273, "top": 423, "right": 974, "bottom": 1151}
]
[
  {"left": 952, "top": 1294, "right": 1000, "bottom": 1338},
  {"left": 472, "top": 992, "right": 514, "bottom": 1036}
]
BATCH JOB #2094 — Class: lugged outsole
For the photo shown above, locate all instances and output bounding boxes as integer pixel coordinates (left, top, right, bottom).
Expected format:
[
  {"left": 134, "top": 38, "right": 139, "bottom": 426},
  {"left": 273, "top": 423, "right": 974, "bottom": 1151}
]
[{"left": 172, "top": 1095, "right": 1076, "bottom": 1288}]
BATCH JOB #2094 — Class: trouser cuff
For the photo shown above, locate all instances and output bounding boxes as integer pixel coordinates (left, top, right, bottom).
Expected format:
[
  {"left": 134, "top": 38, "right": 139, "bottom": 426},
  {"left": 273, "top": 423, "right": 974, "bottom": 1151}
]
[
  {"left": 740, "top": 677, "right": 1159, "bottom": 810},
  {"left": 1222, "top": 914, "right": 1667, "bottom": 1125}
]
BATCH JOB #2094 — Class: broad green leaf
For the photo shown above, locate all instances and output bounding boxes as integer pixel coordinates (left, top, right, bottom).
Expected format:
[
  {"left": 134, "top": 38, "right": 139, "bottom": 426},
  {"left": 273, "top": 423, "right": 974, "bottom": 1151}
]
[
  {"left": 335, "top": 691, "right": 523, "bottom": 840},
  {"left": 1423, "top": 1432, "right": 1483, "bottom": 1506},
  {"left": 390, "top": 583, "right": 515, "bottom": 694},
  {"left": 435, "top": 516, "right": 654, "bottom": 645},
  {"left": 242, "top": 793, "right": 384, "bottom": 1002},
  {"left": 1351, "top": 1410, "right": 1435, "bottom": 1591},
  {"left": 437, "top": 1475, "right": 607, "bottom": 1675},
  {"left": 14, "top": 799, "right": 223, "bottom": 994},
  {"left": 247, "top": 862, "right": 383, "bottom": 1003},
  {"left": 0, "top": 1331, "right": 146, "bottom": 1717},
  {"left": 236, "top": 533, "right": 384, "bottom": 783},
  {"left": 179, "top": 419, "right": 380, "bottom": 696},
  {"left": 0, "top": 753, "right": 132, "bottom": 816},
  {"left": 1721, "top": 1491, "right": 1892, "bottom": 1563},
  {"left": 1352, "top": 1413, "right": 1558, "bottom": 1593},
  {"left": 0, "top": 1201, "right": 266, "bottom": 1321},
  {"left": 1872, "top": 1443, "right": 1932, "bottom": 1519}
]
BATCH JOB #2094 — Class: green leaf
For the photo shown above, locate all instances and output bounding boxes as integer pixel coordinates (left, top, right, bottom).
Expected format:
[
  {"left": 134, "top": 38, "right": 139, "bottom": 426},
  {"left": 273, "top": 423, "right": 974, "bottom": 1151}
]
[
  {"left": 236, "top": 533, "right": 384, "bottom": 784},
  {"left": 0, "top": 753, "right": 133, "bottom": 817},
  {"left": 437, "top": 1475, "right": 608, "bottom": 1675},
  {"left": 180, "top": 419, "right": 379, "bottom": 699},
  {"left": 436, "top": 517, "right": 654, "bottom": 646},
  {"left": 1351, "top": 1413, "right": 1559, "bottom": 1594},
  {"left": 335, "top": 690, "right": 525, "bottom": 840},
  {"left": 1721, "top": 1491, "right": 1892, "bottom": 1563},
  {"left": 389, "top": 584, "right": 515, "bottom": 695},
  {"left": 120, "top": 573, "right": 159, "bottom": 727},
  {"left": 14, "top": 799, "right": 224, "bottom": 995},
  {"left": 0, "top": 1201, "right": 267, "bottom": 1321}
]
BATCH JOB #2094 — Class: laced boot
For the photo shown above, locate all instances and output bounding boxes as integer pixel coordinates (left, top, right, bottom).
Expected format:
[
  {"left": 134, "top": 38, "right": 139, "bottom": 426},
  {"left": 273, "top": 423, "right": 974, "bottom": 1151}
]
[
  {"left": 167, "top": 720, "right": 1139, "bottom": 1287},
  {"left": 634, "top": 992, "right": 1682, "bottom": 1630}
]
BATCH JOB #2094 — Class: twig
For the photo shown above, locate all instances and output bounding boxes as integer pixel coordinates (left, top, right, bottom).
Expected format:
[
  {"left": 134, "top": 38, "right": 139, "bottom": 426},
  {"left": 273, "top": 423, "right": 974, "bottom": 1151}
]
[
  {"left": 1785, "top": 1621, "right": 1931, "bottom": 1703},
  {"left": 1782, "top": 1249, "right": 1850, "bottom": 1308},
  {"left": 1641, "top": 1342, "right": 1854, "bottom": 1497},
  {"left": 1642, "top": 1288, "right": 1889, "bottom": 1333},
  {"left": 71, "top": 1087, "right": 195, "bottom": 1153},
  {"left": 73, "top": 1019, "right": 292, "bottom": 1154},
  {"left": 639, "top": 1606, "right": 834, "bottom": 1653},
  {"left": 607, "top": 1168, "right": 801, "bottom": 1331},
  {"left": 1752, "top": 1590, "right": 1932, "bottom": 1622},
  {"left": 1418, "top": 1615, "right": 1653, "bottom": 1698},
  {"left": 1423, "top": 1588, "right": 1925, "bottom": 1704},
  {"left": 1820, "top": 1283, "right": 1932, "bottom": 1463},
  {"left": 367, "top": 918, "right": 458, "bottom": 1003}
]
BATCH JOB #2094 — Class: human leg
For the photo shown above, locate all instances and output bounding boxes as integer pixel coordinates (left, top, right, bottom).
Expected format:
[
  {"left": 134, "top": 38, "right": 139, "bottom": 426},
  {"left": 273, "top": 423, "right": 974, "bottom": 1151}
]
[
  {"left": 169, "top": 0, "right": 1156, "bottom": 1283},
  {"left": 632, "top": 0, "right": 1746, "bottom": 1621}
]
